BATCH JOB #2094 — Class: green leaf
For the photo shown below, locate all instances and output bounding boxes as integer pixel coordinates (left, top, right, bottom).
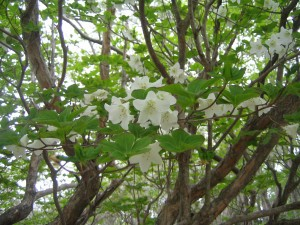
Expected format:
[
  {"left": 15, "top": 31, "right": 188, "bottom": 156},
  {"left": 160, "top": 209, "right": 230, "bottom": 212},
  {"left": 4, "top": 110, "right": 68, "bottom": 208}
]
[
  {"left": 260, "top": 83, "right": 282, "bottom": 99},
  {"left": 32, "top": 110, "right": 60, "bottom": 127},
  {"left": 187, "top": 78, "right": 220, "bottom": 96},
  {"left": 284, "top": 111, "right": 300, "bottom": 123},
  {"left": 100, "top": 133, "right": 151, "bottom": 160},
  {"left": 131, "top": 89, "right": 149, "bottom": 99},
  {"left": 73, "top": 116, "right": 99, "bottom": 133},
  {"left": 128, "top": 123, "right": 158, "bottom": 138},
  {"left": 197, "top": 149, "right": 215, "bottom": 160},
  {"left": 72, "top": 144, "right": 101, "bottom": 163},
  {"left": 157, "top": 129, "right": 204, "bottom": 153},
  {"left": 159, "top": 84, "right": 195, "bottom": 107},
  {"left": 222, "top": 85, "right": 260, "bottom": 106},
  {"left": 65, "top": 84, "right": 84, "bottom": 99},
  {"left": 0, "top": 129, "right": 19, "bottom": 147},
  {"left": 285, "top": 83, "right": 300, "bottom": 96}
]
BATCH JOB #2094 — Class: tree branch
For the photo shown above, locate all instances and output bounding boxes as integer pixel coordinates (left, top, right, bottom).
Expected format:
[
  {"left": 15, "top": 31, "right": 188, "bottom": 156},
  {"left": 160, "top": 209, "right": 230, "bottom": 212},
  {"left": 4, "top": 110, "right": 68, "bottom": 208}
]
[
  {"left": 157, "top": 94, "right": 300, "bottom": 224},
  {"left": 192, "top": 131, "right": 280, "bottom": 224},
  {"left": 62, "top": 16, "right": 126, "bottom": 57},
  {"left": 56, "top": 0, "right": 68, "bottom": 93},
  {"left": 0, "top": 154, "right": 42, "bottom": 224},
  {"left": 220, "top": 201, "right": 300, "bottom": 225},
  {"left": 43, "top": 151, "right": 66, "bottom": 225},
  {"left": 139, "top": 0, "right": 172, "bottom": 83},
  {"left": 21, "top": 0, "right": 54, "bottom": 89},
  {"left": 35, "top": 183, "right": 77, "bottom": 200}
]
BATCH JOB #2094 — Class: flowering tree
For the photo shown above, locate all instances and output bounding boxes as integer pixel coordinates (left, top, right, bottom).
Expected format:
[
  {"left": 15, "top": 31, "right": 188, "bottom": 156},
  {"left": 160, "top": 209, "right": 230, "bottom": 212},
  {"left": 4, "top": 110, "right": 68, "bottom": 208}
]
[{"left": 0, "top": 0, "right": 300, "bottom": 224}]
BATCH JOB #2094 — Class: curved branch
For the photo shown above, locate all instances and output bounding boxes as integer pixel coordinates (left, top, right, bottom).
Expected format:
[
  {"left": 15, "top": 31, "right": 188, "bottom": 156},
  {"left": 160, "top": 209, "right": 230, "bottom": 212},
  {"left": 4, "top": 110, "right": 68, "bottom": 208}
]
[
  {"left": 56, "top": 0, "right": 68, "bottom": 93},
  {"left": 192, "top": 132, "right": 280, "bottom": 224},
  {"left": 0, "top": 154, "right": 42, "bottom": 224},
  {"left": 35, "top": 183, "right": 77, "bottom": 200},
  {"left": 62, "top": 16, "right": 126, "bottom": 57},
  {"left": 21, "top": 0, "right": 54, "bottom": 89},
  {"left": 43, "top": 151, "right": 66, "bottom": 225},
  {"left": 188, "top": 0, "right": 211, "bottom": 70},
  {"left": 139, "top": 0, "right": 172, "bottom": 84},
  {"left": 220, "top": 201, "right": 300, "bottom": 225}
]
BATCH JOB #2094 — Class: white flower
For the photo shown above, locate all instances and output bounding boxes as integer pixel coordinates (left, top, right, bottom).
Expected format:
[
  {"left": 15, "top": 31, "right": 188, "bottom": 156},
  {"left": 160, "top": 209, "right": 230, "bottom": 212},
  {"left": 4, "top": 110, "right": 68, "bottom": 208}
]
[
  {"left": 197, "top": 93, "right": 216, "bottom": 111},
  {"left": 104, "top": 96, "right": 134, "bottom": 130},
  {"left": 20, "top": 134, "right": 29, "bottom": 146},
  {"left": 133, "top": 91, "right": 170, "bottom": 126},
  {"left": 214, "top": 104, "right": 234, "bottom": 117},
  {"left": 215, "top": 5, "right": 227, "bottom": 19},
  {"left": 160, "top": 110, "right": 179, "bottom": 131},
  {"left": 239, "top": 97, "right": 266, "bottom": 111},
  {"left": 258, "top": 105, "right": 272, "bottom": 116},
  {"left": 264, "top": 0, "right": 279, "bottom": 11},
  {"left": 198, "top": 94, "right": 233, "bottom": 118},
  {"left": 128, "top": 55, "right": 146, "bottom": 74},
  {"left": 47, "top": 125, "right": 58, "bottom": 131},
  {"left": 122, "top": 30, "right": 133, "bottom": 40},
  {"left": 202, "top": 104, "right": 233, "bottom": 118},
  {"left": 6, "top": 145, "right": 27, "bottom": 159},
  {"left": 156, "top": 91, "right": 176, "bottom": 105},
  {"left": 6, "top": 134, "right": 29, "bottom": 160},
  {"left": 266, "top": 35, "right": 283, "bottom": 57},
  {"left": 129, "top": 142, "right": 163, "bottom": 173},
  {"left": 283, "top": 124, "right": 299, "bottom": 139},
  {"left": 169, "top": 62, "right": 187, "bottom": 84},
  {"left": 250, "top": 40, "right": 268, "bottom": 58},
  {"left": 67, "top": 131, "right": 80, "bottom": 142},
  {"left": 27, "top": 138, "right": 60, "bottom": 155},
  {"left": 81, "top": 105, "right": 98, "bottom": 117},
  {"left": 277, "top": 27, "right": 293, "bottom": 46},
  {"left": 84, "top": 89, "right": 108, "bottom": 104},
  {"left": 130, "top": 76, "right": 163, "bottom": 91}
]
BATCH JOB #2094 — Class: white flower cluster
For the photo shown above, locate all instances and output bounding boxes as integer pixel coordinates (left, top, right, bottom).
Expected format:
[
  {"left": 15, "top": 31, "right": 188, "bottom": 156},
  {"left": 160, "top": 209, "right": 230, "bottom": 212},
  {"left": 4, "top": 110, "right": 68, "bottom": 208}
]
[
  {"left": 105, "top": 74, "right": 178, "bottom": 131},
  {"left": 169, "top": 62, "right": 187, "bottom": 84},
  {"left": 6, "top": 134, "right": 60, "bottom": 159},
  {"left": 197, "top": 94, "right": 272, "bottom": 118},
  {"left": 250, "top": 27, "right": 294, "bottom": 58},
  {"left": 129, "top": 142, "right": 163, "bottom": 173},
  {"left": 133, "top": 91, "right": 178, "bottom": 130},
  {"left": 128, "top": 55, "right": 147, "bottom": 75},
  {"left": 197, "top": 93, "right": 233, "bottom": 118},
  {"left": 81, "top": 89, "right": 109, "bottom": 118},
  {"left": 128, "top": 57, "right": 187, "bottom": 84}
]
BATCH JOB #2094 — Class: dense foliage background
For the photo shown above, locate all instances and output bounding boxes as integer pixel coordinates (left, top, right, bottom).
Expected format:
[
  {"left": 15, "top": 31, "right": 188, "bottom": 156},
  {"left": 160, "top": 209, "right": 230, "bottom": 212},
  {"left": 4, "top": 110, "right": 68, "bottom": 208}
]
[{"left": 0, "top": 0, "right": 299, "bottom": 224}]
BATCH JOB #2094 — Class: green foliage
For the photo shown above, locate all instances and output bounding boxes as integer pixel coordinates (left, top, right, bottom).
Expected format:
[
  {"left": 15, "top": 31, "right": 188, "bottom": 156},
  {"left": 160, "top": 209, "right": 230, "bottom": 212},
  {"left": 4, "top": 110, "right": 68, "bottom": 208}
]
[
  {"left": 157, "top": 129, "right": 204, "bottom": 153},
  {"left": 101, "top": 133, "right": 152, "bottom": 159},
  {"left": 0, "top": 129, "right": 19, "bottom": 147},
  {"left": 223, "top": 85, "right": 260, "bottom": 107},
  {"left": 0, "top": 0, "right": 299, "bottom": 224}
]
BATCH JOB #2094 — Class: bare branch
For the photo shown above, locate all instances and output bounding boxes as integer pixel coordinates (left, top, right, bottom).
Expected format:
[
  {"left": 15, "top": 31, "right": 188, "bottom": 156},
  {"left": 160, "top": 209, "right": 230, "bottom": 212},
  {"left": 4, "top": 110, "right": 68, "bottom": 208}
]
[
  {"left": 191, "top": 131, "right": 280, "bottom": 224},
  {"left": 56, "top": 0, "right": 68, "bottom": 94},
  {"left": 220, "top": 201, "right": 300, "bottom": 225},
  {"left": 35, "top": 183, "right": 77, "bottom": 200},
  {"left": 62, "top": 16, "right": 126, "bottom": 57},
  {"left": 43, "top": 151, "right": 66, "bottom": 225},
  {"left": 139, "top": 0, "right": 172, "bottom": 83}
]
